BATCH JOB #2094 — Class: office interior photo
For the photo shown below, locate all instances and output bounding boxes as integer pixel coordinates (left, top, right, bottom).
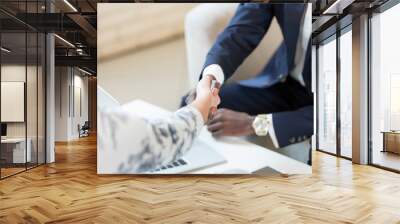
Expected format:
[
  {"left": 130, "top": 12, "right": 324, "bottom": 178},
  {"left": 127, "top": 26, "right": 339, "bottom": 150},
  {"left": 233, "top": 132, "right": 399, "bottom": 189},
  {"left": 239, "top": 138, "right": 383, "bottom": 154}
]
[
  {"left": 1, "top": 0, "right": 400, "bottom": 223},
  {"left": 0, "top": 0, "right": 97, "bottom": 179},
  {"left": 97, "top": 3, "right": 315, "bottom": 175}
]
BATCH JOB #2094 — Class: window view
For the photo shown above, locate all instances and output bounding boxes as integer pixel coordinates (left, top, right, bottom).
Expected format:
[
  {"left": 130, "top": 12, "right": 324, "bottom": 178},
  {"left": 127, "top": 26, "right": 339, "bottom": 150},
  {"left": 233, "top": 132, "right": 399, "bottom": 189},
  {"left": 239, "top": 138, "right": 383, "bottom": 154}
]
[
  {"left": 371, "top": 3, "right": 400, "bottom": 171},
  {"left": 318, "top": 37, "right": 337, "bottom": 154},
  {"left": 339, "top": 29, "right": 352, "bottom": 158}
]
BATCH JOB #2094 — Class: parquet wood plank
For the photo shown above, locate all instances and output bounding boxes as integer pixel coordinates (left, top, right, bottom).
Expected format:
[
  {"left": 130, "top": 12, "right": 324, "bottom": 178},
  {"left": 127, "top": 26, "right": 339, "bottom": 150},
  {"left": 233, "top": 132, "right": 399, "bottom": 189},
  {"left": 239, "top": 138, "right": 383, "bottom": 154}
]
[{"left": 1, "top": 135, "right": 400, "bottom": 223}]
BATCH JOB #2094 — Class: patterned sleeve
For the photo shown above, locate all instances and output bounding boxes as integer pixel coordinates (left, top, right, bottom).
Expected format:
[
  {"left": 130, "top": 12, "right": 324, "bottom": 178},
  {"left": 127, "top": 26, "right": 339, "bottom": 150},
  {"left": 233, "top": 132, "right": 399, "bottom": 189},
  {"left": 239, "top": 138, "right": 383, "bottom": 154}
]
[{"left": 98, "top": 105, "right": 204, "bottom": 173}]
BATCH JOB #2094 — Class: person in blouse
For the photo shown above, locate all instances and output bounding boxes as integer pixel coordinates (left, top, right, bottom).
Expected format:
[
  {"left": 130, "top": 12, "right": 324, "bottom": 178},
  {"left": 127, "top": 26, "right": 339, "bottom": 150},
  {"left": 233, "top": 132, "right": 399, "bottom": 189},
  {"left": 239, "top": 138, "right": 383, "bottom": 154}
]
[{"left": 99, "top": 75, "right": 220, "bottom": 173}]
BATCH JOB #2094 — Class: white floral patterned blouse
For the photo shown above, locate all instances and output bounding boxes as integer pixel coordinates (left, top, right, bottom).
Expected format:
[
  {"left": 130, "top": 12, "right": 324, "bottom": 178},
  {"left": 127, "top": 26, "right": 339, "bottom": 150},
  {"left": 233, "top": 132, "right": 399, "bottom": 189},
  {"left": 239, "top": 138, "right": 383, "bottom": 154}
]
[{"left": 98, "top": 105, "right": 204, "bottom": 173}]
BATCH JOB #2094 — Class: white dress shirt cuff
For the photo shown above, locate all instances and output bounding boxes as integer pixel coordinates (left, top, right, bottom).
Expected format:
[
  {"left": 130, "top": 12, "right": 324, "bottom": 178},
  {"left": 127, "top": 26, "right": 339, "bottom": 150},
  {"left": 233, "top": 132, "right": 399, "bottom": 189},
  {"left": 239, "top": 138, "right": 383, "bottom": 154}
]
[
  {"left": 202, "top": 64, "right": 224, "bottom": 84},
  {"left": 268, "top": 114, "right": 280, "bottom": 148}
]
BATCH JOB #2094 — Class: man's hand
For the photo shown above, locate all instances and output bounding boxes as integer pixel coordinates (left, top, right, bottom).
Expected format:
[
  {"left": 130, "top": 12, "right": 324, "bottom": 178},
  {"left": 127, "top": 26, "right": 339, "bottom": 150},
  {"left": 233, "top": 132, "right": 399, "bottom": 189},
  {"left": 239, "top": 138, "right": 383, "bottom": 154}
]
[
  {"left": 207, "top": 108, "right": 255, "bottom": 137},
  {"left": 190, "top": 75, "right": 221, "bottom": 122},
  {"left": 185, "top": 74, "right": 219, "bottom": 106}
]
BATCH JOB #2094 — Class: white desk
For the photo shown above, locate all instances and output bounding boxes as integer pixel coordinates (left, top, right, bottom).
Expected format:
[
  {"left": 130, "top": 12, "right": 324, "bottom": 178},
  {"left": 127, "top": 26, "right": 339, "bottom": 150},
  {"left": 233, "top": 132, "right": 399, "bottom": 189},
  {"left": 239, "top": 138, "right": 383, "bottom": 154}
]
[
  {"left": 190, "top": 130, "right": 311, "bottom": 174},
  {"left": 119, "top": 100, "right": 311, "bottom": 175},
  {"left": 1, "top": 138, "right": 31, "bottom": 163}
]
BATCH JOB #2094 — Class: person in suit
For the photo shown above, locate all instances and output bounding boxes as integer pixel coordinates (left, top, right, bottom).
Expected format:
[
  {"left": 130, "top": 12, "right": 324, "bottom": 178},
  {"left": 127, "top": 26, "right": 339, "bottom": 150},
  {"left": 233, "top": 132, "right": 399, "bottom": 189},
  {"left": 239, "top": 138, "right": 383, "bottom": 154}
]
[{"left": 184, "top": 3, "right": 313, "bottom": 148}]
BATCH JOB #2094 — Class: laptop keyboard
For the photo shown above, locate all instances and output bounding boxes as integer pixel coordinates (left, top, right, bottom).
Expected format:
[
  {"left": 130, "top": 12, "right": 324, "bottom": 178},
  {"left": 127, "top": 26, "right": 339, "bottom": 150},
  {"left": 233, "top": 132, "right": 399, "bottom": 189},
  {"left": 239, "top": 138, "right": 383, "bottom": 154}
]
[{"left": 151, "top": 158, "right": 188, "bottom": 172}]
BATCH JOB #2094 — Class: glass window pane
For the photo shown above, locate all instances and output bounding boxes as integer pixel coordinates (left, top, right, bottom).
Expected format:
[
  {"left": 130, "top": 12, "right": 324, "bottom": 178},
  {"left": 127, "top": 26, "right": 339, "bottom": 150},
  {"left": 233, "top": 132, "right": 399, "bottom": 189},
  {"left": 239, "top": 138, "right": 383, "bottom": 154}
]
[
  {"left": 1, "top": 31, "right": 27, "bottom": 177},
  {"left": 27, "top": 31, "right": 38, "bottom": 169},
  {"left": 0, "top": 0, "right": 46, "bottom": 179},
  {"left": 38, "top": 33, "right": 46, "bottom": 165},
  {"left": 26, "top": 0, "right": 39, "bottom": 169},
  {"left": 371, "top": 3, "right": 400, "bottom": 171},
  {"left": 340, "top": 29, "right": 352, "bottom": 158},
  {"left": 318, "top": 37, "right": 337, "bottom": 154}
]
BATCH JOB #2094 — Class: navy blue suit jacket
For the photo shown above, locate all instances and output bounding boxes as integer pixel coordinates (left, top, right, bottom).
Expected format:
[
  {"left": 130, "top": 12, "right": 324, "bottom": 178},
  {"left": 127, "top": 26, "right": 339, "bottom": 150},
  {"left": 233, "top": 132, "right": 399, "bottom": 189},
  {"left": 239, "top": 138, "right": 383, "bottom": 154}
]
[{"left": 202, "top": 3, "right": 313, "bottom": 147}]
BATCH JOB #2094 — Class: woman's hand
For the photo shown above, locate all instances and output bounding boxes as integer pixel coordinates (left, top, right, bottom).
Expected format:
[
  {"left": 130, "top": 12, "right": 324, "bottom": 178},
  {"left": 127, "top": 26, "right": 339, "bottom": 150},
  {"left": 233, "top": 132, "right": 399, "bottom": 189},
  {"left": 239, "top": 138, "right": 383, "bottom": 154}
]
[{"left": 190, "top": 75, "right": 221, "bottom": 122}]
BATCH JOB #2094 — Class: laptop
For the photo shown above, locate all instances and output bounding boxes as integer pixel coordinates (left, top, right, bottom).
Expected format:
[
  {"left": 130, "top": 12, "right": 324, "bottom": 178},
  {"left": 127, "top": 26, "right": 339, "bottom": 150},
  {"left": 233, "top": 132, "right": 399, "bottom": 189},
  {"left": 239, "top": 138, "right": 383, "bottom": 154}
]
[
  {"left": 148, "top": 139, "right": 226, "bottom": 174},
  {"left": 98, "top": 86, "right": 226, "bottom": 174}
]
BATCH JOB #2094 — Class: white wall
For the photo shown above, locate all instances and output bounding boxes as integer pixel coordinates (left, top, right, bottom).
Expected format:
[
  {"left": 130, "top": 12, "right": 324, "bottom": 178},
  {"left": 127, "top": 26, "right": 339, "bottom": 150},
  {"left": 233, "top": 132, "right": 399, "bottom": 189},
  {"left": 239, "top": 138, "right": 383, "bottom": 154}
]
[
  {"left": 1, "top": 64, "right": 46, "bottom": 163},
  {"left": 98, "top": 38, "right": 189, "bottom": 111},
  {"left": 55, "top": 67, "right": 89, "bottom": 141},
  {"left": 1, "top": 65, "right": 39, "bottom": 138},
  {"left": 97, "top": 3, "right": 199, "bottom": 111},
  {"left": 1, "top": 65, "right": 26, "bottom": 137},
  {"left": 1, "top": 65, "right": 27, "bottom": 138},
  {"left": 72, "top": 74, "right": 89, "bottom": 138},
  {"left": 55, "top": 67, "right": 68, "bottom": 141}
]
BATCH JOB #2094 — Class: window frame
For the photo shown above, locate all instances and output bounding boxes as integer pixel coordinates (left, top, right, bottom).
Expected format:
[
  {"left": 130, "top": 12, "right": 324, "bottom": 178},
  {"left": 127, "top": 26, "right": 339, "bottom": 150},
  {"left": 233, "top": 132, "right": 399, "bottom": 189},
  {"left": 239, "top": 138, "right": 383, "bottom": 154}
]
[
  {"left": 315, "top": 24, "right": 353, "bottom": 160},
  {"left": 367, "top": 0, "right": 400, "bottom": 173},
  {"left": 0, "top": 0, "right": 48, "bottom": 180}
]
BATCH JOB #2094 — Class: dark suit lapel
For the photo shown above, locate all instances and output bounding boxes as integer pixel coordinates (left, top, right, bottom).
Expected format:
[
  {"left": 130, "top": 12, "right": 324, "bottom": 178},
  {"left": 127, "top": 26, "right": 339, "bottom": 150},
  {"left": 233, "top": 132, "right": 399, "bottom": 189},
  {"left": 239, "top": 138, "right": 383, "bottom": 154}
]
[
  {"left": 302, "top": 39, "right": 312, "bottom": 91},
  {"left": 274, "top": 4, "right": 305, "bottom": 70}
]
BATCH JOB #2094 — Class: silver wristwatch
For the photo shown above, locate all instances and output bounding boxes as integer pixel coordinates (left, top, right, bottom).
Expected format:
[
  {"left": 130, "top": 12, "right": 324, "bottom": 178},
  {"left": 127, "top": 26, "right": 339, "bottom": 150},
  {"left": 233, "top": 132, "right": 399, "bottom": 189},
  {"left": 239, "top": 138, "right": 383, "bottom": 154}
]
[{"left": 252, "top": 114, "right": 270, "bottom": 136}]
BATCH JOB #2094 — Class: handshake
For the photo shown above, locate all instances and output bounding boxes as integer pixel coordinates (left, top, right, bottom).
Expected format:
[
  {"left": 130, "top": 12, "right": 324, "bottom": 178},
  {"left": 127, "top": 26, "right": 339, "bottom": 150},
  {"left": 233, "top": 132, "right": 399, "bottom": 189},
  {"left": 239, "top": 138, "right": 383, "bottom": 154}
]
[
  {"left": 189, "top": 75, "right": 221, "bottom": 122},
  {"left": 188, "top": 75, "right": 256, "bottom": 137}
]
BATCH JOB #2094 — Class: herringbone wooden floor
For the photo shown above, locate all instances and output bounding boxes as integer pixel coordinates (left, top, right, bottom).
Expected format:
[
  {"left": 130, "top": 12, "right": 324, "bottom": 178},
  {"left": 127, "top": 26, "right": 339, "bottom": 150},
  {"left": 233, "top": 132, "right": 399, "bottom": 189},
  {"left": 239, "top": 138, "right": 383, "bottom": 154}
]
[{"left": 1, "top": 135, "right": 400, "bottom": 224}]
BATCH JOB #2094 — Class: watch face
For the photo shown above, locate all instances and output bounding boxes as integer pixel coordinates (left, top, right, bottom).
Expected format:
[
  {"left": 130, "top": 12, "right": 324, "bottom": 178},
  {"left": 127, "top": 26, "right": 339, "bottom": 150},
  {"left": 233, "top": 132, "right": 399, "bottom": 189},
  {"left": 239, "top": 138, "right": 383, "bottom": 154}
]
[{"left": 253, "top": 116, "right": 269, "bottom": 136}]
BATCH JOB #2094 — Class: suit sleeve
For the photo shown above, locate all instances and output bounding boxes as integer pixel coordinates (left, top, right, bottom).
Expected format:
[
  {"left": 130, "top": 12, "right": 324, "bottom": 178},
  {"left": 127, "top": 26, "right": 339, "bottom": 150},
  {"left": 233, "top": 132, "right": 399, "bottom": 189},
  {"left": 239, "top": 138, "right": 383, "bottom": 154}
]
[
  {"left": 202, "top": 3, "right": 273, "bottom": 81},
  {"left": 271, "top": 105, "right": 314, "bottom": 148}
]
